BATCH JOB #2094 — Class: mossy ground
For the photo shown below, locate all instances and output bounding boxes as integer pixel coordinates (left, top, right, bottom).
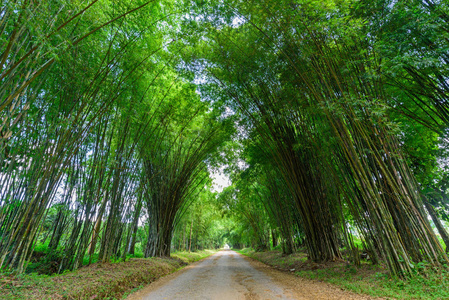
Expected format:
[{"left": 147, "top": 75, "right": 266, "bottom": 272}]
[
  {"left": 0, "top": 250, "right": 217, "bottom": 300},
  {"left": 238, "top": 248, "right": 449, "bottom": 300}
]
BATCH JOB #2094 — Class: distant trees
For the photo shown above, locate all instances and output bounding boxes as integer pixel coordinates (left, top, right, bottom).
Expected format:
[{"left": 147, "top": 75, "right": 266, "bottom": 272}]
[
  {"left": 142, "top": 115, "right": 229, "bottom": 257},
  {"left": 171, "top": 191, "right": 225, "bottom": 252}
]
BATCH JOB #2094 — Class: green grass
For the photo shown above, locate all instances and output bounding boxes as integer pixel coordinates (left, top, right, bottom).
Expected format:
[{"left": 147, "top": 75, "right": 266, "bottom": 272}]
[
  {"left": 25, "top": 243, "right": 148, "bottom": 275},
  {"left": 238, "top": 249, "right": 449, "bottom": 300},
  {"left": 295, "top": 267, "right": 449, "bottom": 300},
  {"left": 171, "top": 249, "right": 218, "bottom": 264}
]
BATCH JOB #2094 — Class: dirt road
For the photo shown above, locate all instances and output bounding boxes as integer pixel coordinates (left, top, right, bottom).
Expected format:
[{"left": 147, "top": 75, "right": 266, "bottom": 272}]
[{"left": 127, "top": 250, "right": 378, "bottom": 300}]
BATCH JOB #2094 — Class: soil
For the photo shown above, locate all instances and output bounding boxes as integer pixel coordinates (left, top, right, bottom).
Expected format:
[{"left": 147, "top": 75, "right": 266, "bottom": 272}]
[{"left": 127, "top": 250, "right": 381, "bottom": 300}]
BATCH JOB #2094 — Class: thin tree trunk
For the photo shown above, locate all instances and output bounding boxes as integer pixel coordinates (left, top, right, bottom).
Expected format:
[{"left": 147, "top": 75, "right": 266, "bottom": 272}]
[
  {"left": 424, "top": 199, "right": 449, "bottom": 253},
  {"left": 188, "top": 218, "right": 193, "bottom": 253}
]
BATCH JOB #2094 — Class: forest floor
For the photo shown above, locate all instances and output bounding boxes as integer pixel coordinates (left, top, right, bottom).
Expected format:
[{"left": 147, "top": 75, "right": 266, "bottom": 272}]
[
  {"left": 0, "top": 250, "right": 216, "bottom": 300},
  {"left": 238, "top": 249, "right": 449, "bottom": 300}
]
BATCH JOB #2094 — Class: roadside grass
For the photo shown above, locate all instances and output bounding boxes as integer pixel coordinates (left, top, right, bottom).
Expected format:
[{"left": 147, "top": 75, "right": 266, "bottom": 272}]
[
  {"left": 0, "top": 249, "right": 217, "bottom": 300},
  {"left": 238, "top": 248, "right": 449, "bottom": 300},
  {"left": 25, "top": 242, "right": 148, "bottom": 275},
  {"left": 171, "top": 249, "right": 217, "bottom": 264}
]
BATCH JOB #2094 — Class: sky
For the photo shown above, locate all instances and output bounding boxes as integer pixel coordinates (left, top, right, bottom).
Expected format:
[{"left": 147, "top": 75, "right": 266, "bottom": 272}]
[{"left": 210, "top": 167, "right": 231, "bottom": 193}]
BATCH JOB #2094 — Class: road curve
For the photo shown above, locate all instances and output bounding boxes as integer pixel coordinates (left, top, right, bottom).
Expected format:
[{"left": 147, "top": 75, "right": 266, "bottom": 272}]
[{"left": 127, "top": 250, "right": 377, "bottom": 300}]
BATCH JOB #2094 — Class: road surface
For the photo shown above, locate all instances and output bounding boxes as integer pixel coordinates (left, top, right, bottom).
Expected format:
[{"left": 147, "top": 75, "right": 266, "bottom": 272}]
[{"left": 127, "top": 250, "right": 377, "bottom": 300}]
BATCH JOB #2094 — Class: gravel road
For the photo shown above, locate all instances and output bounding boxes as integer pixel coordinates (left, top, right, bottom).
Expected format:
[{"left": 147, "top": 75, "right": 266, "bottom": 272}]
[{"left": 126, "top": 250, "right": 379, "bottom": 300}]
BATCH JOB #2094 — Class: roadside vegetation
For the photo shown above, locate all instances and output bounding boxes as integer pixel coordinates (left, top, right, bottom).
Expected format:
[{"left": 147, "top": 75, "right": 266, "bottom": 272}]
[
  {"left": 0, "top": 250, "right": 216, "bottom": 300},
  {"left": 239, "top": 248, "right": 449, "bottom": 300}
]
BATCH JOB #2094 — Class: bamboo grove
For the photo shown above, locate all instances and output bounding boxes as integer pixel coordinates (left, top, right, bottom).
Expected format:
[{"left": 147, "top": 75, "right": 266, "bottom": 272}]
[
  {"left": 184, "top": 0, "right": 449, "bottom": 277},
  {"left": 0, "top": 0, "right": 230, "bottom": 274},
  {"left": 1, "top": 0, "right": 449, "bottom": 280}
]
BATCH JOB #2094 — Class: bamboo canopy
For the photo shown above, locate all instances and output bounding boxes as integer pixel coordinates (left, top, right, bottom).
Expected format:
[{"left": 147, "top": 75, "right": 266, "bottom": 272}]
[{"left": 1, "top": 0, "right": 449, "bottom": 280}]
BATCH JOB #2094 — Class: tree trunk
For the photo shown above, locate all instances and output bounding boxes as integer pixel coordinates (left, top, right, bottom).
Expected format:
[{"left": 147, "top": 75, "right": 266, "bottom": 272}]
[
  {"left": 129, "top": 220, "right": 138, "bottom": 255},
  {"left": 88, "top": 199, "right": 105, "bottom": 265},
  {"left": 129, "top": 197, "right": 142, "bottom": 255},
  {"left": 424, "top": 199, "right": 449, "bottom": 253},
  {"left": 182, "top": 224, "right": 186, "bottom": 251},
  {"left": 145, "top": 228, "right": 172, "bottom": 257},
  {"left": 188, "top": 218, "right": 193, "bottom": 253},
  {"left": 271, "top": 229, "right": 277, "bottom": 248}
]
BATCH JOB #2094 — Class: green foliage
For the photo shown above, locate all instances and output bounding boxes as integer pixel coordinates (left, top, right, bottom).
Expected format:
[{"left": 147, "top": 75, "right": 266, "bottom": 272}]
[
  {"left": 2, "top": 1, "right": 449, "bottom": 296},
  {"left": 242, "top": 248, "right": 449, "bottom": 300},
  {"left": 25, "top": 250, "right": 64, "bottom": 275},
  {"left": 1, "top": 253, "right": 215, "bottom": 300}
]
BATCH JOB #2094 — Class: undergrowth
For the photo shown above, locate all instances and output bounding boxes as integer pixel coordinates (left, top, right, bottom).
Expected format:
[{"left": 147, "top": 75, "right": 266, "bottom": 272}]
[
  {"left": 238, "top": 248, "right": 449, "bottom": 300},
  {"left": 0, "top": 249, "right": 217, "bottom": 300}
]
